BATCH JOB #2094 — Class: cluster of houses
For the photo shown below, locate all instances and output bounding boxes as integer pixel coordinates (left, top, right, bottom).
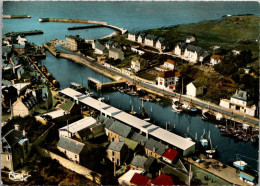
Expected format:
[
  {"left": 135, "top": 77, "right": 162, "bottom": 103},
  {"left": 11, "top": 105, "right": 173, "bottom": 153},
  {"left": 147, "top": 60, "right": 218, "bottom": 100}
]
[{"left": 128, "top": 32, "right": 166, "bottom": 50}]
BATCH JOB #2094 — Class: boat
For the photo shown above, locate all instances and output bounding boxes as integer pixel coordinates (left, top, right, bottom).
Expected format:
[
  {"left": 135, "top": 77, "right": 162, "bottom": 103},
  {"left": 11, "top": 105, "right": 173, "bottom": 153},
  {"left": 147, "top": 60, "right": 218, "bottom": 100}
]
[
  {"left": 233, "top": 160, "right": 247, "bottom": 170},
  {"left": 216, "top": 113, "right": 224, "bottom": 122},
  {"left": 172, "top": 98, "right": 183, "bottom": 113},
  {"left": 205, "top": 131, "right": 216, "bottom": 158},
  {"left": 202, "top": 106, "right": 216, "bottom": 121},
  {"left": 130, "top": 105, "right": 136, "bottom": 115},
  {"left": 98, "top": 97, "right": 105, "bottom": 102},
  {"left": 181, "top": 99, "right": 198, "bottom": 114},
  {"left": 70, "top": 82, "right": 82, "bottom": 89}
]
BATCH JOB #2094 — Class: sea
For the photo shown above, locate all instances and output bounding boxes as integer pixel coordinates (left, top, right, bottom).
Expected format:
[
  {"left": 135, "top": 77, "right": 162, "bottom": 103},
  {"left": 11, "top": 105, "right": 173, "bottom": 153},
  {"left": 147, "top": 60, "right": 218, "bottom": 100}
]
[{"left": 3, "top": 1, "right": 259, "bottom": 171}]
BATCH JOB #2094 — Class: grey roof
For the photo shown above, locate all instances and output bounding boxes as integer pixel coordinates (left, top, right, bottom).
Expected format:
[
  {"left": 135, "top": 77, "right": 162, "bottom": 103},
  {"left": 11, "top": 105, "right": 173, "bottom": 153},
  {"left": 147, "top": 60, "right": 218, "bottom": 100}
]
[
  {"left": 176, "top": 42, "right": 186, "bottom": 49},
  {"left": 13, "top": 44, "right": 25, "bottom": 49},
  {"left": 145, "top": 34, "right": 157, "bottom": 41},
  {"left": 2, "top": 129, "right": 23, "bottom": 148},
  {"left": 21, "top": 92, "right": 38, "bottom": 110},
  {"left": 191, "top": 80, "right": 203, "bottom": 88},
  {"left": 130, "top": 155, "right": 147, "bottom": 169},
  {"left": 12, "top": 57, "right": 19, "bottom": 65},
  {"left": 110, "top": 47, "right": 123, "bottom": 54},
  {"left": 108, "top": 121, "right": 131, "bottom": 138},
  {"left": 103, "top": 118, "right": 115, "bottom": 129},
  {"left": 144, "top": 156, "right": 156, "bottom": 170},
  {"left": 144, "top": 138, "right": 166, "bottom": 156},
  {"left": 186, "top": 35, "right": 195, "bottom": 39},
  {"left": 200, "top": 51, "right": 209, "bottom": 58},
  {"left": 108, "top": 141, "right": 125, "bottom": 152},
  {"left": 130, "top": 132, "right": 147, "bottom": 146},
  {"left": 2, "top": 79, "right": 12, "bottom": 86},
  {"left": 186, "top": 45, "right": 203, "bottom": 54},
  {"left": 138, "top": 33, "right": 146, "bottom": 38},
  {"left": 157, "top": 37, "right": 165, "bottom": 43},
  {"left": 57, "top": 136, "right": 85, "bottom": 154},
  {"left": 128, "top": 31, "right": 137, "bottom": 35},
  {"left": 232, "top": 90, "right": 251, "bottom": 102},
  {"left": 95, "top": 41, "right": 106, "bottom": 51}
]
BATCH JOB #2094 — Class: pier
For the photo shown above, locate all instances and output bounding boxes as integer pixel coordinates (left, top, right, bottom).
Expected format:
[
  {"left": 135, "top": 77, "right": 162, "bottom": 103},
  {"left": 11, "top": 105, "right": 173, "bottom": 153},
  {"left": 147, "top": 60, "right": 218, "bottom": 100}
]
[
  {"left": 68, "top": 25, "right": 103, "bottom": 30},
  {"left": 3, "top": 15, "right": 31, "bottom": 19},
  {"left": 39, "top": 18, "right": 127, "bottom": 34},
  {"left": 5, "top": 30, "right": 43, "bottom": 37},
  {"left": 96, "top": 78, "right": 126, "bottom": 91}
]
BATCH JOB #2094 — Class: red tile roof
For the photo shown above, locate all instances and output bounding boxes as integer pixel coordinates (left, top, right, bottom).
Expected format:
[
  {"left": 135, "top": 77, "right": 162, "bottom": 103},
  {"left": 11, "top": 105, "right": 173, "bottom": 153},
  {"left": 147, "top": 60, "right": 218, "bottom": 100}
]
[
  {"left": 159, "top": 70, "right": 180, "bottom": 79},
  {"left": 151, "top": 174, "right": 174, "bottom": 185},
  {"left": 211, "top": 54, "right": 224, "bottom": 60},
  {"left": 130, "top": 173, "right": 152, "bottom": 185},
  {"left": 166, "top": 59, "right": 175, "bottom": 64},
  {"left": 163, "top": 148, "right": 179, "bottom": 161}
]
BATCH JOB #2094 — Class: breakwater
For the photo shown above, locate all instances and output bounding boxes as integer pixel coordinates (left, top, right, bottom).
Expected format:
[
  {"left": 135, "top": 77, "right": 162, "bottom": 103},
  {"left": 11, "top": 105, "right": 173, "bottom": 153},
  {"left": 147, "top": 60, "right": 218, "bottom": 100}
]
[
  {"left": 5, "top": 30, "right": 43, "bottom": 37},
  {"left": 3, "top": 15, "right": 31, "bottom": 19},
  {"left": 68, "top": 25, "right": 103, "bottom": 30}
]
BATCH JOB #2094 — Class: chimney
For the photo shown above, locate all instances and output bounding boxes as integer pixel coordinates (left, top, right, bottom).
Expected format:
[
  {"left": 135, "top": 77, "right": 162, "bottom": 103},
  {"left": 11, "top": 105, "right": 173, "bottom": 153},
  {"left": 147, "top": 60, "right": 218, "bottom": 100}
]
[
  {"left": 159, "top": 170, "right": 161, "bottom": 176},
  {"left": 23, "top": 129, "right": 26, "bottom": 137},
  {"left": 166, "top": 145, "right": 169, "bottom": 150},
  {"left": 14, "top": 124, "right": 20, "bottom": 131}
]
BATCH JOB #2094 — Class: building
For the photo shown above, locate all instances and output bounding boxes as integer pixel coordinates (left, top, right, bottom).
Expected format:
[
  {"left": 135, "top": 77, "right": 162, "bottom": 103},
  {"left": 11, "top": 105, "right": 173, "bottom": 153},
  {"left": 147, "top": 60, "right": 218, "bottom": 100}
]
[
  {"left": 130, "top": 155, "right": 148, "bottom": 171},
  {"left": 144, "top": 138, "right": 166, "bottom": 159},
  {"left": 151, "top": 174, "right": 174, "bottom": 185},
  {"left": 16, "top": 66, "right": 25, "bottom": 79},
  {"left": 219, "top": 90, "right": 256, "bottom": 116},
  {"left": 17, "top": 35, "right": 27, "bottom": 45},
  {"left": 12, "top": 82, "right": 30, "bottom": 96},
  {"left": 1, "top": 125, "right": 29, "bottom": 171},
  {"left": 162, "top": 148, "right": 179, "bottom": 164},
  {"left": 106, "top": 120, "right": 132, "bottom": 142},
  {"left": 155, "top": 37, "right": 166, "bottom": 50},
  {"left": 1, "top": 86, "right": 18, "bottom": 108},
  {"left": 144, "top": 34, "right": 157, "bottom": 47},
  {"left": 93, "top": 40, "right": 107, "bottom": 55},
  {"left": 59, "top": 99, "right": 81, "bottom": 115},
  {"left": 107, "top": 141, "right": 127, "bottom": 166},
  {"left": 130, "top": 132, "right": 148, "bottom": 146},
  {"left": 199, "top": 51, "right": 209, "bottom": 63},
  {"left": 186, "top": 80, "right": 204, "bottom": 97},
  {"left": 157, "top": 70, "right": 180, "bottom": 90},
  {"left": 65, "top": 35, "right": 85, "bottom": 51},
  {"left": 109, "top": 48, "right": 124, "bottom": 60},
  {"left": 210, "top": 54, "right": 224, "bottom": 66},
  {"left": 57, "top": 136, "right": 85, "bottom": 163},
  {"left": 13, "top": 44, "right": 25, "bottom": 54},
  {"left": 130, "top": 173, "right": 152, "bottom": 185},
  {"left": 163, "top": 59, "right": 175, "bottom": 70},
  {"left": 184, "top": 45, "right": 204, "bottom": 63},
  {"left": 128, "top": 32, "right": 136, "bottom": 42},
  {"left": 185, "top": 36, "right": 195, "bottom": 43},
  {"left": 137, "top": 33, "right": 146, "bottom": 43},
  {"left": 118, "top": 170, "right": 143, "bottom": 185},
  {"left": 131, "top": 56, "right": 148, "bottom": 72},
  {"left": 105, "top": 40, "right": 119, "bottom": 50},
  {"left": 144, "top": 156, "right": 157, "bottom": 173},
  {"left": 59, "top": 117, "right": 97, "bottom": 138},
  {"left": 119, "top": 136, "right": 139, "bottom": 152},
  {"left": 12, "top": 94, "right": 38, "bottom": 117},
  {"left": 174, "top": 42, "right": 186, "bottom": 56}
]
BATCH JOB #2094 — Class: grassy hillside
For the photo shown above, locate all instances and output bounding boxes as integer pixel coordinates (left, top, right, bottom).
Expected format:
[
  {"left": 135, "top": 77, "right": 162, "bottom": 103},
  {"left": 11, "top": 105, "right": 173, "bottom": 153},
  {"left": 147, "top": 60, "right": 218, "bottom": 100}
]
[{"left": 145, "top": 15, "right": 259, "bottom": 57}]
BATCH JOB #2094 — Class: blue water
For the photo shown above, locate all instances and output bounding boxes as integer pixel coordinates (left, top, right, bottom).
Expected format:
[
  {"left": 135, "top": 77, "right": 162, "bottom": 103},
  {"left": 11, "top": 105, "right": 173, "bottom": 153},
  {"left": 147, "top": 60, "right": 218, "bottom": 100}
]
[{"left": 3, "top": 1, "right": 259, "bottom": 171}]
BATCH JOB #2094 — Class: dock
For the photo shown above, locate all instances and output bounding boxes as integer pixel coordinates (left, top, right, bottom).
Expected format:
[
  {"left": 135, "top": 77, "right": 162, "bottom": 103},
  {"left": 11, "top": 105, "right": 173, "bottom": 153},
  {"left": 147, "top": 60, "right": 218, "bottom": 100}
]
[
  {"left": 5, "top": 30, "right": 43, "bottom": 37},
  {"left": 3, "top": 15, "right": 31, "bottom": 19},
  {"left": 96, "top": 78, "right": 126, "bottom": 91},
  {"left": 68, "top": 25, "right": 103, "bottom": 30}
]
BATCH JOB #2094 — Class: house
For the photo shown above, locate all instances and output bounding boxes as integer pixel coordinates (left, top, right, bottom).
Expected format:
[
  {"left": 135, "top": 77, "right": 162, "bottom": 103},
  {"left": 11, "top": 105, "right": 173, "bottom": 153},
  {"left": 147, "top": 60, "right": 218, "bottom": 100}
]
[
  {"left": 1, "top": 125, "right": 29, "bottom": 171},
  {"left": 17, "top": 35, "right": 27, "bottom": 45},
  {"left": 130, "top": 155, "right": 148, "bottom": 171},
  {"left": 119, "top": 136, "right": 139, "bottom": 152},
  {"left": 144, "top": 138, "right": 166, "bottom": 159},
  {"left": 109, "top": 48, "right": 124, "bottom": 60},
  {"left": 185, "top": 36, "right": 195, "bottom": 43},
  {"left": 107, "top": 141, "right": 127, "bottom": 166},
  {"left": 151, "top": 174, "right": 174, "bottom": 185},
  {"left": 143, "top": 156, "right": 157, "bottom": 173},
  {"left": 219, "top": 90, "right": 256, "bottom": 116},
  {"left": 131, "top": 56, "right": 148, "bottom": 72},
  {"left": 186, "top": 80, "right": 204, "bottom": 97},
  {"left": 174, "top": 42, "right": 186, "bottom": 56},
  {"left": 118, "top": 170, "right": 143, "bottom": 185},
  {"left": 107, "top": 120, "right": 132, "bottom": 142},
  {"left": 2, "top": 46, "right": 12, "bottom": 60},
  {"left": 13, "top": 44, "right": 25, "bottom": 54},
  {"left": 210, "top": 54, "right": 224, "bottom": 65},
  {"left": 128, "top": 31, "right": 136, "bottom": 42},
  {"left": 57, "top": 136, "right": 85, "bottom": 163},
  {"left": 59, "top": 99, "right": 81, "bottom": 115},
  {"left": 157, "top": 70, "right": 180, "bottom": 90},
  {"left": 65, "top": 35, "right": 85, "bottom": 51},
  {"left": 59, "top": 117, "right": 97, "bottom": 138},
  {"left": 137, "top": 33, "right": 146, "bottom": 43},
  {"left": 162, "top": 148, "right": 179, "bottom": 164},
  {"left": 163, "top": 59, "right": 175, "bottom": 70},
  {"left": 184, "top": 45, "right": 204, "bottom": 63},
  {"left": 12, "top": 82, "right": 30, "bottom": 96},
  {"left": 1, "top": 86, "right": 18, "bottom": 109},
  {"left": 105, "top": 40, "right": 119, "bottom": 49},
  {"left": 36, "top": 109, "right": 68, "bottom": 124},
  {"left": 144, "top": 34, "right": 157, "bottom": 47},
  {"left": 199, "top": 51, "right": 209, "bottom": 63},
  {"left": 103, "top": 117, "right": 115, "bottom": 136},
  {"left": 130, "top": 173, "right": 152, "bottom": 185},
  {"left": 130, "top": 132, "right": 148, "bottom": 146},
  {"left": 17, "top": 66, "right": 25, "bottom": 79},
  {"left": 93, "top": 40, "right": 107, "bottom": 55},
  {"left": 155, "top": 37, "right": 166, "bottom": 50},
  {"left": 232, "top": 50, "right": 241, "bottom": 55}
]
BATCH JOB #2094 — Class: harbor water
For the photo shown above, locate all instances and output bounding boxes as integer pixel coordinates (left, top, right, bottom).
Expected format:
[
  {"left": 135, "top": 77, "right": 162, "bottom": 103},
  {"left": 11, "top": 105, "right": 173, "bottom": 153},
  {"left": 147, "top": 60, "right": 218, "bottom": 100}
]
[{"left": 3, "top": 1, "right": 259, "bottom": 171}]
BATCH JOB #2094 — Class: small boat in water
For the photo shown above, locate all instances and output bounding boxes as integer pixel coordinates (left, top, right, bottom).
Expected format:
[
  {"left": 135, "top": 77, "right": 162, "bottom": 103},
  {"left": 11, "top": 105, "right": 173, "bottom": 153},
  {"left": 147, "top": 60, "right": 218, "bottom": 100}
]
[
  {"left": 98, "top": 97, "right": 105, "bottom": 102},
  {"left": 202, "top": 106, "right": 216, "bottom": 121},
  {"left": 182, "top": 99, "right": 198, "bottom": 114},
  {"left": 130, "top": 105, "right": 136, "bottom": 115},
  {"left": 172, "top": 98, "right": 183, "bottom": 113}
]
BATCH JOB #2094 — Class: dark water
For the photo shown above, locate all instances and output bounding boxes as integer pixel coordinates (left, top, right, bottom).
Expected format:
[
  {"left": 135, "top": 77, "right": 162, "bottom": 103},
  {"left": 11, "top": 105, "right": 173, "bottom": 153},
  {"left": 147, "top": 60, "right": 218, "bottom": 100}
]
[{"left": 3, "top": 1, "right": 259, "bottom": 170}]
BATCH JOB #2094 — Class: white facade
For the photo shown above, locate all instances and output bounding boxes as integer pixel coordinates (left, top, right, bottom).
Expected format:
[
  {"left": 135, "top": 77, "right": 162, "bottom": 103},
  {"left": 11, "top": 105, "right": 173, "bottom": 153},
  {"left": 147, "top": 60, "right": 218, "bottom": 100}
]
[
  {"left": 174, "top": 45, "right": 182, "bottom": 56},
  {"left": 162, "top": 157, "right": 172, "bottom": 164},
  {"left": 163, "top": 61, "right": 175, "bottom": 70},
  {"left": 17, "top": 36, "right": 27, "bottom": 45},
  {"left": 186, "top": 36, "right": 195, "bottom": 43},
  {"left": 186, "top": 82, "right": 203, "bottom": 97},
  {"left": 158, "top": 76, "right": 178, "bottom": 89},
  {"left": 128, "top": 33, "right": 136, "bottom": 41},
  {"left": 210, "top": 58, "right": 221, "bottom": 65},
  {"left": 184, "top": 49, "right": 198, "bottom": 63},
  {"left": 137, "top": 36, "right": 143, "bottom": 43},
  {"left": 131, "top": 47, "right": 145, "bottom": 55},
  {"left": 144, "top": 38, "right": 154, "bottom": 47}
]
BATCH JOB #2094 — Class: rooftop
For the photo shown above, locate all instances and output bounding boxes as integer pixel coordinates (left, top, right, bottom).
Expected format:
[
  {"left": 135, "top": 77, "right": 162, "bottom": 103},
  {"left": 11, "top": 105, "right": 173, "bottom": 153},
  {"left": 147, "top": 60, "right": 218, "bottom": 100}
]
[
  {"left": 165, "top": 59, "right": 175, "bottom": 64},
  {"left": 151, "top": 174, "right": 174, "bottom": 185},
  {"left": 2, "top": 129, "right": 24, "bottom": 148},
  {"left": 59, "top": 100, "right": 75, "bottom": 113},
  {"left": 190, "top": 80, "right": 203, "bottom": 88},
  {"left": 60, "top": 117, "right": 96, "bottom": 134},
  {"left": 57, "top": 136, "right": 85, "bottom": 154},
  {"left": 130, "top": 173, "right": 152, "bottom": 185},
  {"left": 231, "top": 90, "right": 251, "bottom": 102},
  {"left": 108, "top": 141, "right": 125, "bottom": 152},
  {"left": 130, "top": 155, "right": 148, "bottom": 169},
  {"left": 118, "top": 170, "right": 143, "bottom": 183},
  {"left": 163, "top": 148, "right": 179, "bottom": 161},
  {"left": 186, "top": 45, "right": 203, "bottom": 54},
  {"left": 144, "top": 138, "right": 166, "bottom": 156},
  {"left": 211, "top": 54, "right": 224, "bottom": 60},
  {"left": 108, "top": 121, "right": 131, "bottom": 138},
  {"left": 159, "top": 70, "right": 180, "bottom": 78},
  {"left": 42, "top": 109, "right": 67, "bottom": 119},
  {"left": 130, "top": 132, "right": 148, "bottom": 146}
]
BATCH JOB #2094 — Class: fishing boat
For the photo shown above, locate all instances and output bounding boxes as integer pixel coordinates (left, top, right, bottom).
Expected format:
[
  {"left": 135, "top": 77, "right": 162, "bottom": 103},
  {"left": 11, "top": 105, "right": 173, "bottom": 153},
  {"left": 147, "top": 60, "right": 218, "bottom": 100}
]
[
  {"left": 205, "top": 131, "right": 216, "bottom": 158},
  {"left": 215, "top": 113, "right": 224, "bottom": 122},
  {"left": 130, "top": 105, "right": 136, "bottom": 115},
  {"left": 182, "top": 100, "right": 198, "bottom": 114},
  {"left": 202, "top": 106, "right": 216, "bottom": 121},
  {"left": 172, "top": 98, "right": 183, "bottom": 113}
]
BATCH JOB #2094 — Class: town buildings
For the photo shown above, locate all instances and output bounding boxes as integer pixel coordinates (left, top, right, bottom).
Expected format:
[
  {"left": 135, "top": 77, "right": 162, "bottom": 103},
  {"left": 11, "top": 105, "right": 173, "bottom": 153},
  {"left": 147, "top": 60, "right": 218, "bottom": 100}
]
[
  {"left": 210, "top": 54, "right": 224, "bottom": 65},
  {"left": 65, "top": 35, "right": 85, "bottom": 51},
  {"left": 186, "top": 80, "right": 205, "bottom": 97},
  {"left": 163, "top": 59, "right": 175, "bottom": 70},
  {"left": 131, "top": 56, "right": 148, "bottom": 72},
  {"left": 157, "top": 70, "right": 180, "bottom": 90},
  {"left": 109, "top": 48, "right": 125, "bottom": 60},
  {"left": 107, "top": 141, "right": 127, "bottom": 166}
]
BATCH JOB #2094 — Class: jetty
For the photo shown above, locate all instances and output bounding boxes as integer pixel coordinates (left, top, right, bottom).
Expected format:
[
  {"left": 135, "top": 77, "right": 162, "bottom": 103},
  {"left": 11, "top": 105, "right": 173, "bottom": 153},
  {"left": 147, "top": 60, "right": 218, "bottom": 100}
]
[
  {"left": 68, "top": 25, "right": 103, "bottom": 30},
  {"left": 96, "top": 78, "right": 126, "bottom": 91},
  {"left": 39, "top": 18, "right": 127, "bottom": 34},
  {"left": 5, "top": 30, "right": 43, "bottom": 37},
  {"left": 3, "top": 15, "right": 31, "bottom": 19}
]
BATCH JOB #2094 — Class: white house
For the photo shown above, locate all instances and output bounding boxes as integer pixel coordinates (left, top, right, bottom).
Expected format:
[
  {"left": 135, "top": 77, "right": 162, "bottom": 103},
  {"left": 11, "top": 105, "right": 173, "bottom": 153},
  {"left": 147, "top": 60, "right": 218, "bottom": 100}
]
[
  {"left": 155, "top": 37, "right": 166, "bottom": 50},
  {"left": 17, "top": 35, "right": 27, "bottom": 45},
  {"left": 109, "top": 48, "right": 125, "bottom": 60},
  {"left": 184, "top": 45, "right": 204, "bottom": 63},
  {"left": 157, "top": 70, "right": 180, "bottom": 90},
  {"left": 144, "top": 34, "right": 157, "bottom": 47},
  {"left": 210, "top": 54, "right": 224, "bottom": 65},
  {"left": 131, "top": 56, "right": 148, "bottom": 72},
  {"left": 186, "top": 80, "right": 204, "bottom": 97},
  {"left": 137, "top": 33, "right": 146, "bottom": 43},
  {"left": 163, "top": 59, "right": 175, "bottom": 70},
  {"left": 127, "top": 32, "right": 136, "bottom": 42},
  {"left": 219, "top": 90, "right": 256, "bottom": 116},
  {"left": 174, "top": 42, "right": 186, "bottom": 56},
  {"left": 232, "top": 50, "right": 240, "bottom": 55},
  {"left": 93, "top": 40, "right": 106, "bottom": 55},
  {"left": 185, "top": 36, "right": 195, "bottom": 43}
]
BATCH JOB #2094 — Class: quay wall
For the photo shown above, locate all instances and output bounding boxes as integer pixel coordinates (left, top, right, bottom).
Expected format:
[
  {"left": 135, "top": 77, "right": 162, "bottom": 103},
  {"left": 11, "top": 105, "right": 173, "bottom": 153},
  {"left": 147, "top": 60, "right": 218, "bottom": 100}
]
[
  {"left": 36, "top": 147, "right": 101, "bottom": 184},
  {"left": 44, "top": 18, "right": 107, "bottom": 25}
]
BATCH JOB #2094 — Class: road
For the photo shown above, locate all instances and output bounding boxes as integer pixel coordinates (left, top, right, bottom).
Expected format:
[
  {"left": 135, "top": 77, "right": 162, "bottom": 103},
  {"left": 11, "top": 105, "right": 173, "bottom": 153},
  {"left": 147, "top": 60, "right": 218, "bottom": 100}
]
[{"left": 54, "top": 43, "right": 259, "bottom": 126}]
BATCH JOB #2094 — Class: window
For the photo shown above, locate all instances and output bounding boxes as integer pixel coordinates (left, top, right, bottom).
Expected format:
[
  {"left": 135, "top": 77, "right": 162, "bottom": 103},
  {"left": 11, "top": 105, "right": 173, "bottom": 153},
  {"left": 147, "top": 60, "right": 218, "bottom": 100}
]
[
  {"left": 117, "top": 159, "right": 119, "bottom": 165},
  {"left": 64, "top": 150, "right": 66, "bottom": 154},
  {"left": 75, "top": 155, "right": 77, "bottom": 159},
  {"left": 6, "top": 155, "right": 10, "bottom": 161},
  {"left": 150, "top": 151, "right": 153, "bottom": 156},
  {"left": 112, "top": 151, "right": 115, "bottom": 157}
]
